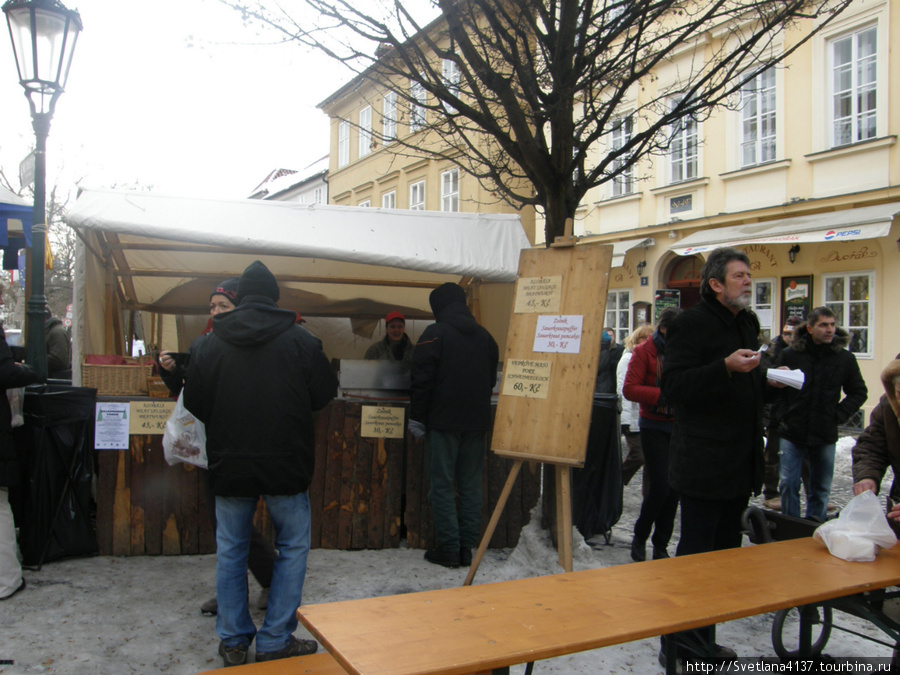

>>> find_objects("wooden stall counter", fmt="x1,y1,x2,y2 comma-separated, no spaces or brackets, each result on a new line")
95,399,539,556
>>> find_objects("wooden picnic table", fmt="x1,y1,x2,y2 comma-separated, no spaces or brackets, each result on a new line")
298,537,900,675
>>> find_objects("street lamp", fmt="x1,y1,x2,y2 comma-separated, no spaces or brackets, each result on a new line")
3,0,81,381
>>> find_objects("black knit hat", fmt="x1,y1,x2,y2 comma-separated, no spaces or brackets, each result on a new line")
210,277,239,304
237,261,280,304
429,282,466,316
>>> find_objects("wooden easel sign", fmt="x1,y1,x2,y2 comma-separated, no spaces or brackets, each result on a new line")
465,243,612,583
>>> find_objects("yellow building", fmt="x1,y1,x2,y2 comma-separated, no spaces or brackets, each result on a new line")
321,0,898,423
553,0,897,424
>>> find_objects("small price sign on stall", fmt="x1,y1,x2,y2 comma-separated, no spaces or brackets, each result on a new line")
361,406,405,439
129,400,176,435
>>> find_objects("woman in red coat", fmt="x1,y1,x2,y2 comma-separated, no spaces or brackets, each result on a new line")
622,308,681,562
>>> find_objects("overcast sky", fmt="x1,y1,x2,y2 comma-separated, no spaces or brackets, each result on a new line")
0,0,365,200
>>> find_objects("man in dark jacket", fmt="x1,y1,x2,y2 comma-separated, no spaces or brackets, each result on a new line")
409,282,498,569
184,261,337,667
660,246,772,667
852,355,900,517
775,307,867,522
0,323,39,600
45,313,71,379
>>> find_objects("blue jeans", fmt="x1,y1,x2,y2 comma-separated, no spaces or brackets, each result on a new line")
215,492,310,653
779,438,835,522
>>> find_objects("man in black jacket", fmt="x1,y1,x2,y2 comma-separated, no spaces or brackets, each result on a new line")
660,246,774,667
184,261,337,667
409,283,498,569
775,307,867,521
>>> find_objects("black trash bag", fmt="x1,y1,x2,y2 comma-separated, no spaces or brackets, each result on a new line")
13,384,98,567
572,393,623,544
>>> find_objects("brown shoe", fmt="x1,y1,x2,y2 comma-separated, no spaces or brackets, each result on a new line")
255,636,318,662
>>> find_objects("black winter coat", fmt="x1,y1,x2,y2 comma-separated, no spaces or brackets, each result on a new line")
410,301,499,432
774,328,867,446
661,297,766,500
183,299,338,498
0,325,39,488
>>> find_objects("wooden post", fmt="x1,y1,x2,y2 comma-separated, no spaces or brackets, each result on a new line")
555,466,573,572
464,460,523,586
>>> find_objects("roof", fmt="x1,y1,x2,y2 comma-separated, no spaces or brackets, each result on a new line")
66,188,530,321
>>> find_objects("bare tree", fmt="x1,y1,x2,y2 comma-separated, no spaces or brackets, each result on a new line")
223,0,852,243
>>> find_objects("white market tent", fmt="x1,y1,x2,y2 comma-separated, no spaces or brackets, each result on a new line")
65,188,531,373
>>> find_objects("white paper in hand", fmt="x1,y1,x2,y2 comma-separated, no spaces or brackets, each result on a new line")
766,368,805,390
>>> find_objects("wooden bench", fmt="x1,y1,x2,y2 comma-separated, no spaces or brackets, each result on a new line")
201,651,348,674
298,537,900,675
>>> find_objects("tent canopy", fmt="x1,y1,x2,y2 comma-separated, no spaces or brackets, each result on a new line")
670,202,900,256
66,188,530,360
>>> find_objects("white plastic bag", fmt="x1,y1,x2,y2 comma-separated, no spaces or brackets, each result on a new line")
813,490,897,562
6,387,24,428
162,391,207,469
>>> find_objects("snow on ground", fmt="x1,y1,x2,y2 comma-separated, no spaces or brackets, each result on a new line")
1,436,894,674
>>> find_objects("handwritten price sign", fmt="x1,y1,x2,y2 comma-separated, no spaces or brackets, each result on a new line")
129,400,175,435
514,276,562,314
502,359,552,400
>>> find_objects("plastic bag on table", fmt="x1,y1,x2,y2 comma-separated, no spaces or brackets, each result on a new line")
813,490,897,562
7,387,24,427
162,391,207,469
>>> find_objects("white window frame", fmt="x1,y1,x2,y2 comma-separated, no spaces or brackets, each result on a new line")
669,98,698,184
383,91,397,142
381,190,396,209
409,180,426,211
823,271,874,359
338,120,350,168
313,187,324,204
442,58,460,114
358,106,372,158
358,200,370,208
751,278,776,343
409,79,426,132
605,289,632,344
441,169,459,212
829,24,877,148
740,68,777,167
611,115,634,197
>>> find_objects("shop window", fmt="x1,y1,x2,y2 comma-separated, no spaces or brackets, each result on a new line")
751,278,775,343
823,271,874,358
605,289,632,344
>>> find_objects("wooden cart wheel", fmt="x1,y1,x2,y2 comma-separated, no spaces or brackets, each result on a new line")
771,605,832,659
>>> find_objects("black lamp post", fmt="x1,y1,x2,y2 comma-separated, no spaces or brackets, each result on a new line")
3,0,81,381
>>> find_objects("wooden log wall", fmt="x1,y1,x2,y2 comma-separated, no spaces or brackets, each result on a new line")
95,434,215,556
96,400,540,555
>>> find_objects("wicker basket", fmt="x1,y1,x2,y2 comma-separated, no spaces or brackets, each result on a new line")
146,376,171,399
82,357,154,396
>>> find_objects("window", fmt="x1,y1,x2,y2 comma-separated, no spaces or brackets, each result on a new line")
740,68,777,167
442,58,460,113
409,180,425,210
441,169,459,212
410,80,426,132
669,99,698,183
383,91,397,142
830,25,877,147
611,115,634,197
359,106,372,158
823,271,874,358
605,289,632,344
358,200,370,208
382,191,396,209
313,187,324,204
338,121,350,168
751,278,775,343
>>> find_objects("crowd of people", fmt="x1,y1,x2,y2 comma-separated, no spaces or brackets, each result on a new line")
2,247,898,672
605,246,900,671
